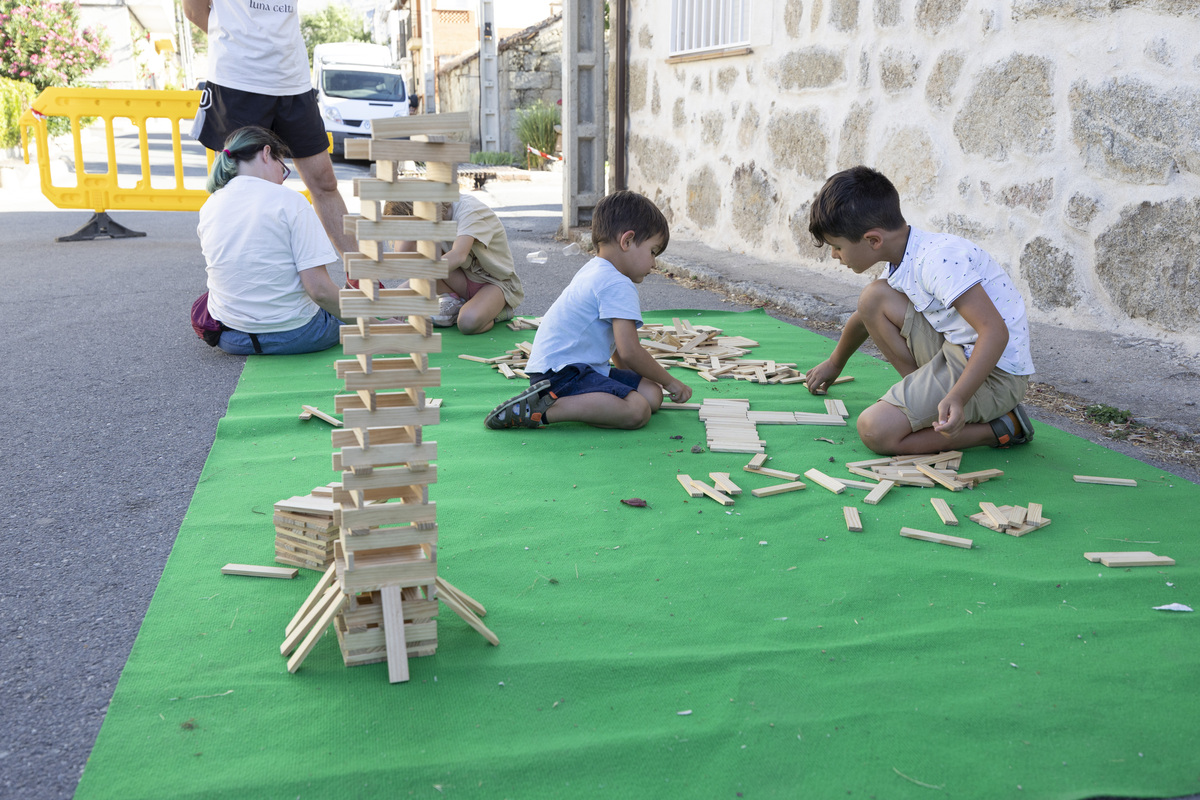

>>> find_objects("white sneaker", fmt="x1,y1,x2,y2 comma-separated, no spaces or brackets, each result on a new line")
432,293,464,327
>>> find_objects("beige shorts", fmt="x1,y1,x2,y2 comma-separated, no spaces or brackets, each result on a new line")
881,304,1029,432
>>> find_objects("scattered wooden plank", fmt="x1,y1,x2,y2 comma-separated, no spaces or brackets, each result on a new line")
744,465,802,481
930,497,958,526
862,480,895,506
914,463,966,492
838,478,882,491
690,479,736,506
1099,554,1175,567
222,563,298,579
746,453,769,470
676,474,704,498
1074,475,1138,487
804,468,846,495
709,472,742,496
843,506,863,532
1027,502,1044,525
978,502,1009,530
299,405,342,427
1084,551,1161,563
899,527,973,549
286,590,348,672
750,481,807,497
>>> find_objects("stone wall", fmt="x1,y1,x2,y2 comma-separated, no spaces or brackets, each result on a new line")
623,0,1200,344
437,15,562,156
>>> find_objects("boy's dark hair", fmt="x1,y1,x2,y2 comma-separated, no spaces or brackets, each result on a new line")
591,190,670,253
808,166,906,246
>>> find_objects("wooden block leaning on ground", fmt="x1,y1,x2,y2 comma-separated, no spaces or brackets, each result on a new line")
299,405,342,427
744,465,802,481
689,478,736,506
804,468,846,494
709,472,742,495
862,480,895,506
222,563,298,579
1073,475,1138,487
1084,551,1176,567
843,506,863,531
930,497,958,526
968,504,1051,536
899,527,973,549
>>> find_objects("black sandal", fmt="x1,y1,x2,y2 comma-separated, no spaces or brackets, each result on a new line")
989,404,1034,448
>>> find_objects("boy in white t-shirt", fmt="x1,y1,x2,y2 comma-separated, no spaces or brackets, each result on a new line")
805,166,1036,455
485,191,693,430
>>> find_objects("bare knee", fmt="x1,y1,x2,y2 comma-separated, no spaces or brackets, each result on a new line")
857,278,905,320
857,404,905,454
617,394,653,429
455,306,494,335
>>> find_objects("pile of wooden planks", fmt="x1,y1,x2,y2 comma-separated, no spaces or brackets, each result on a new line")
844,451,1004,491
696,398,850,455
274,485,339,570
969,502,1051,536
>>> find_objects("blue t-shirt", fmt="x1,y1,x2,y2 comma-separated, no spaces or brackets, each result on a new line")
526,256,643,375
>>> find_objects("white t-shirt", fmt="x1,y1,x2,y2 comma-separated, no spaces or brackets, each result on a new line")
199,175,338,333
207,0,312,95
887,226,1035,376
526,257,642,376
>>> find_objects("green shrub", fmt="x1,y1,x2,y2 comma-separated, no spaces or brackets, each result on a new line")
1084,404,1133,425
0,76,38,149
470,150,518,167
514,100,560,169
0,0,109,90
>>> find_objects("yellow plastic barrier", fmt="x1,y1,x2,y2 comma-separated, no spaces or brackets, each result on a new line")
20,87,208,241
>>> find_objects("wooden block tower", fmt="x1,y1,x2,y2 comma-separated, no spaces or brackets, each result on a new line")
281,112,497,683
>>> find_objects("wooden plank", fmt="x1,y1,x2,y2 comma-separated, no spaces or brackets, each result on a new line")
744,465,802,481
914,463,966,492
1027,502,1044,525
843,506,863,532
439,589,500,646
955,468,1004,484
338,363,442,392
340,325,443,358
299,404,342,427
1099,554,1175,567
746,453,769,470
978,502,1010,529
381,584,411,683
862,479,895,505
676,474,704,498
369,111,470,138
339,288,441,319
1074,475,1138,487
285,564,338,636
709,472,742,496
803,468,846,494
437,575,487,617
750,481,807,497
280,584,340,656
930,497,958,526
838,478,881,491
336,500,436,530
1084,551,1161,563
353,138,471,163
899,527,973,549
221,563,298,579
286,591,348,673
353,176,461,202
689,479,736,506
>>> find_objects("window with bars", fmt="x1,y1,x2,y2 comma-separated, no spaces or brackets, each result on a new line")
670,0,751,57
436,9,471,25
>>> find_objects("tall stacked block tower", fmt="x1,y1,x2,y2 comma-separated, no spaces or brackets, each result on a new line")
281,112,496,684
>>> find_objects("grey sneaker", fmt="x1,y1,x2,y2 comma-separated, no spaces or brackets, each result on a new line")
432,293,464,327
485,380,557,429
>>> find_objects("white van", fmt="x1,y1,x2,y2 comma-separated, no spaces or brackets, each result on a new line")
312,42,409,157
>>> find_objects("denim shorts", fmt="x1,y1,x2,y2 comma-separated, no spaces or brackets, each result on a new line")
218,309,341,356
527,363,642,399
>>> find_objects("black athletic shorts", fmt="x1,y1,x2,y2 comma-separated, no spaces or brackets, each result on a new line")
193,82,331,159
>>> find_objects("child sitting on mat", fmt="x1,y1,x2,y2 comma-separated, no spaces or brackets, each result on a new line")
804,165,1035,454
384,196,523,335
485,190,692,431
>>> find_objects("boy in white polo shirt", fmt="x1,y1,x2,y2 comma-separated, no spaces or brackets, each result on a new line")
805,166,1035,455
485,190,692,430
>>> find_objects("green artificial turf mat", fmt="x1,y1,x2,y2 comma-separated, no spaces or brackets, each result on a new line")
75,309,1200,800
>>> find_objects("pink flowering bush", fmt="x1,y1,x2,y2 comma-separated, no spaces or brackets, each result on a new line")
0,0,108,91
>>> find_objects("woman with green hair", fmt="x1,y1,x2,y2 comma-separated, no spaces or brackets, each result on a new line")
197,125,345,355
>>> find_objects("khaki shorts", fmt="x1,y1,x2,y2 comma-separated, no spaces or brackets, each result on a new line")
881,304,1029,432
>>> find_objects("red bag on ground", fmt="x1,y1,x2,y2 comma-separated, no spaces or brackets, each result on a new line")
191,291,225,346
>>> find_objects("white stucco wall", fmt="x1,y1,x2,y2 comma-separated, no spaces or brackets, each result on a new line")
623,0,1200,346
